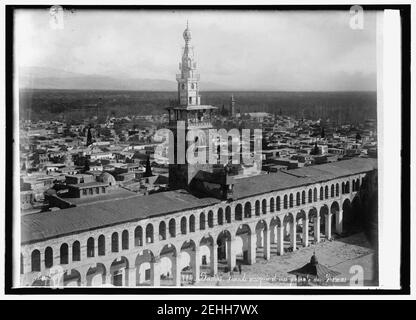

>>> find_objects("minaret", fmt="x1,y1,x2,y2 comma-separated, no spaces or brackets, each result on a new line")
167,22,218,190
230,94,236,118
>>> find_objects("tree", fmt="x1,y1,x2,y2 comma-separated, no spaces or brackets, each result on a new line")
86,127,93,146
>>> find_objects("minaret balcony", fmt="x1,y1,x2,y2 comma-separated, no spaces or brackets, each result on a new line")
176,74,200,81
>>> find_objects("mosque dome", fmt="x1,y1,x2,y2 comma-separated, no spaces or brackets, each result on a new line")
310,254,319,266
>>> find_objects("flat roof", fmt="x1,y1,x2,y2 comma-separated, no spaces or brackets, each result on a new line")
21,158,376,245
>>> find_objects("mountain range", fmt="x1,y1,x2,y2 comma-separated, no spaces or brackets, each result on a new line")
18,66,229,91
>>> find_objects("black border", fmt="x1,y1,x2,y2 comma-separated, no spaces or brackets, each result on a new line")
4,4,411,295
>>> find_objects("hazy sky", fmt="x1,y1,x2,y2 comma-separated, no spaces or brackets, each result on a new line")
15,9,378,91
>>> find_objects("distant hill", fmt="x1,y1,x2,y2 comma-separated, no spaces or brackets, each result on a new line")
19,66,229,91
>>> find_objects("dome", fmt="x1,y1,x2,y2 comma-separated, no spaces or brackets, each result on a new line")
310,254,319,265
183,24,191,42
97,172,116,186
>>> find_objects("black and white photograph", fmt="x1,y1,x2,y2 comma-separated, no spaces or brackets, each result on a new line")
2,2,410,298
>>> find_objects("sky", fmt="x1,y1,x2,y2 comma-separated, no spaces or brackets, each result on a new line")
15,9,378,91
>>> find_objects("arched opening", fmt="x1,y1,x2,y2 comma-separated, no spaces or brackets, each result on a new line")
216,230,233,272
63,269,81,287
302,191,306,204
60,243,69,264
341,182,345,194
356,178,360,190
122,230,129,250
235,224,252,265
179,240,197,284
159,221,167,241
313,188,318,202
345,181,350,193
331,201,340,235
169,218,176,238
289,194,294,208
31,250,41,272
208,210,214,228
72,241,80,261
146,224,154,243
110,256,129,287
308,189,313,203
320,187,324,200
98,235,106,256
135,250,155,286
225,206,232,223
244,202,251,218
283,195,288,209
331,184,335,197
111,232,119,252
159,244,178,286
87,237,95,257
255,220,269,260
200,212,206,230
271,197,276,212
86,263,106,286
218,208,224,225
135,226,143,246
262,199,267,215
181,217,187,234
325,186,329,199
189,215,195,232
296,192,300,206
336,183,340,196
45,247,53,268
255,200,260,216
235,204,243,221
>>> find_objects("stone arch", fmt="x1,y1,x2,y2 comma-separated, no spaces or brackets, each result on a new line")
200,212,206,230
31,249,41,272
262,199,267,215
110,256,129,286
111,232,119,252
289,193,294,208
87,237,95,258
325,185,329,199
336,183,340,196
208,210,214,228
180,216,187,234
234,203,243,221
254,200,260,216
283,194,288,209
60,243,69,265
313,187,318,202
217,208,224,226
331,184,335,197
275,196,280,211
189,214,196,232
225,206,232,223
235,223,252,264
86,263,106,286
244,202,252,218
98,234,106,256
302,190,306,204
342,198,353,234
146,223,154,244
296,192,301,206
270,197,275,213
342,182,346,194
320,186,324,200
308,189,313,203
331,200,340,234
63,269,81,287
169,218,176,238
72,241,81,261
179,239,197,282
135,249,155,286
345,181,350,193
158,243,178,285
122,230,129,250
135,226,143,246
216,230,233,271
159,221,167,241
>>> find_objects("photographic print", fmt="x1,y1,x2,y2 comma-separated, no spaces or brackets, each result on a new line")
12,6,386,290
